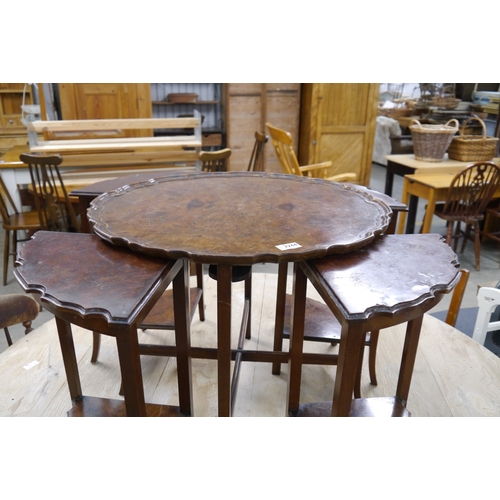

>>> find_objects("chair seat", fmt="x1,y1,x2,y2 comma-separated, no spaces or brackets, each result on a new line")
4,211,41,231
0,294,39,346
0,294,39,329
433,203,485,223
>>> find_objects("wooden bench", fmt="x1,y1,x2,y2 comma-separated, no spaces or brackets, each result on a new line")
24,112,203,169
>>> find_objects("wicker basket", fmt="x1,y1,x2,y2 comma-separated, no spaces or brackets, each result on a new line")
410,119,459,162
448,117,499,162
431,85,461,109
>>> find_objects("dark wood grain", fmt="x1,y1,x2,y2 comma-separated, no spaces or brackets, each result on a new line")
288,233,461,417
67,396,186,417
89,172,393,265
13,231,189,417
14,231,179,332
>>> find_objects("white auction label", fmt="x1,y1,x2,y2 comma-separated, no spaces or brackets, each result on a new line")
23,360,39,370
276,242,302,251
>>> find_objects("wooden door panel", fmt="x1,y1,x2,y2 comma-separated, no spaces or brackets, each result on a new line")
58,83,152,137
320,84,374,126
319,134,364,179
300,83,379,186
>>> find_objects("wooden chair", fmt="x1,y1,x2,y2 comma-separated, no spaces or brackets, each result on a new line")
266,123,357,182
0,177,42,286
425,161,500,271
247,132,268,172
0,293,39,346
20,153,80,233
200,148,231,172
473,285,500,346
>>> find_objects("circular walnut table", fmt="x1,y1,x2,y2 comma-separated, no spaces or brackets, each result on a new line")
89,172,392,416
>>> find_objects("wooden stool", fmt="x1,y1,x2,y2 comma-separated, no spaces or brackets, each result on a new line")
14,231,192,417
287,233,460,417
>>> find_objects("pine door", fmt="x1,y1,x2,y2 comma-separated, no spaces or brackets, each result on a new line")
57,83,152,137
299,84,379,186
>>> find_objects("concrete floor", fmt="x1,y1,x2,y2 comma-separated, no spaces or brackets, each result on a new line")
1,161,500,353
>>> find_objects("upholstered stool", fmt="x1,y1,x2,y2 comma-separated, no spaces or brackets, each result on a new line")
0,294,39,346
14,231,192,417
287,233,460,417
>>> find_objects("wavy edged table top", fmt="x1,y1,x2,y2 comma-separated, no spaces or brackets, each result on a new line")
89,172,393,265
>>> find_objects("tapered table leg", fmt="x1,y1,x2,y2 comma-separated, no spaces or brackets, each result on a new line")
173,259,193,416
396,316,423,405
115,327,147,417
287,263,307,416
55,317,82,402
331,323,365,417
217,264,232,416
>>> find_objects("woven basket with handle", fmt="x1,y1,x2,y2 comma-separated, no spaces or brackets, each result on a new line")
448,116,499,162
410,119,459,162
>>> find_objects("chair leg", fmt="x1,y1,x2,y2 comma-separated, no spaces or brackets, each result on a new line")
22,320,34,335
12,229,18,270
445,222,453,246
3,229,10,286
91,331,101,363
4,327,13,347
461,223,471,253
473,222,481,271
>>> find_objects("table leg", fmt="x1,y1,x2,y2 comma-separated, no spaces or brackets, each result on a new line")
115,327,147,417
286,263,307,416
272,262,288,375
396,316,423,405
384,162,395,196
397,176,410,234
78,195,93,233
331,323,365,417
244,267,252,340
421,191,437,234
172,259,193,416
216,264,232,416
55,316,82,402
405,195,419,234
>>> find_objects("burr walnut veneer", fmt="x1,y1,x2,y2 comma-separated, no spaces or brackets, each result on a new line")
14,231,192,417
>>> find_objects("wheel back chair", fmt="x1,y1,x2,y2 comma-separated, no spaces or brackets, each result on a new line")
425,161,500,271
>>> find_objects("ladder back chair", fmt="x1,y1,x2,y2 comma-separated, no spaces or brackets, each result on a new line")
20,153,81,233
266,123,357,182
247,132,268,172
200,148,232,172
0,176,43,286
427,161,500,271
